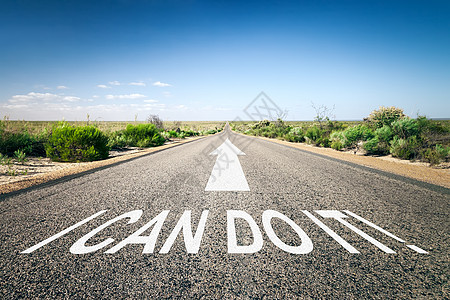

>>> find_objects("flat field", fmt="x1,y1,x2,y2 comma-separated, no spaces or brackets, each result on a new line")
2,120,227,134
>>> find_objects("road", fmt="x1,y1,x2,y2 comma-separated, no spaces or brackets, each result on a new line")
1,126,449,298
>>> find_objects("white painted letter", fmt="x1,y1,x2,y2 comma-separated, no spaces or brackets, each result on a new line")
315,210,395,254
160,210,209,254
105,210,169,254
227,210,263,253
343,210,405,243
70,210,142,254
22,210,107,254
262,210,313,254
302,210,359,253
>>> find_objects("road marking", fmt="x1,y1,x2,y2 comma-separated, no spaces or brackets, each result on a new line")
315,210,396,254
160,210,209,254
227,210,263,253
21,210,107,254
342,211,428,254
302,210,360,253
70,210,143,254
406,245,428,254
343,210,405,243
21,209,428,255
262,210,313,254
205,138,250,191
105,211,169,254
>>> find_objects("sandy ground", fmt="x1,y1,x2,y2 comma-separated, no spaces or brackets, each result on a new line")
0,137,204,195
0,148,143,186
1,134,449,195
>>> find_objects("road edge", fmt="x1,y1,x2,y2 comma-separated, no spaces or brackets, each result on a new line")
0,135,211,198
234,132,450,190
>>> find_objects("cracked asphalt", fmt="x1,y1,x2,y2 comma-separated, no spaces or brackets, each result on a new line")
1,127,448,298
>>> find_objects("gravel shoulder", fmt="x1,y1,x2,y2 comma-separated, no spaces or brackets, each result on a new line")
0,136,205,195
237,133,450,189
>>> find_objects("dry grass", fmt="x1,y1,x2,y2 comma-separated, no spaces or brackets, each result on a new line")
2,118,226,134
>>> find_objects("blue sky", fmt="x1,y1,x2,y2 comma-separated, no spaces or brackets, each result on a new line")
1,0,449,121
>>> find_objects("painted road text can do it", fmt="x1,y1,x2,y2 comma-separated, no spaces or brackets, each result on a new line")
21,210,428,255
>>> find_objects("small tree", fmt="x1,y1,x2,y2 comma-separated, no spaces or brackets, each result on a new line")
367,106,405,128
312,102,335,129
146,114,164,130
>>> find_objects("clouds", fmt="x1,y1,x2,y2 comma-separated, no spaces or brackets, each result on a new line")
96,81,121,89
0,89,236,121
105,93,147,100
2,77,178,120
152,81,171,87
2,92,82,112
1,91,171,120
7,92,80,106
129,82,146,86
97,80,171,89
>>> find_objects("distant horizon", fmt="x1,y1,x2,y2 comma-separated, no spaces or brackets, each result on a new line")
4,117,449,123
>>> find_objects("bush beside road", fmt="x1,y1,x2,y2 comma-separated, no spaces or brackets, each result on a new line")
232,107,450,167
0,118,224,175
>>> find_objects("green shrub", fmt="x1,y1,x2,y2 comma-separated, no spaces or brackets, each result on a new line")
421,144,449,165
305,126,334,147
182,129,199,137
107,132,128,149
14,149,27,163
318,137,331,147
305,126,322,144
363,125,393,155
251,120,271,129
391,118,419,139
363,137,389,155
0,128,47,156
46,123,110,162
123,124,165,147
283,127,304,142
331,140,344,150
284,127,304,143
416,116,448,135
435,144,450,159
283,133,299,142
330,131,345,150
375,125,394,142
329,130,345,149
342,125,374,147
389,136,421,160
367,106,405,128
326,121,346,132
203,129,218,135
168,130,178,138
160,131,171,141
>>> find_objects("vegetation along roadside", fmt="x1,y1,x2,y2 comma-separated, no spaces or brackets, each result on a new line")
0,116,224,180
231,106,449,168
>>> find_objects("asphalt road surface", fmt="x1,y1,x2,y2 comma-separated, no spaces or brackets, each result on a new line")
1,126,449,299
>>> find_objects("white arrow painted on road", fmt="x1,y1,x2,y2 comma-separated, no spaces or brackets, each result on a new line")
205,138,250,191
